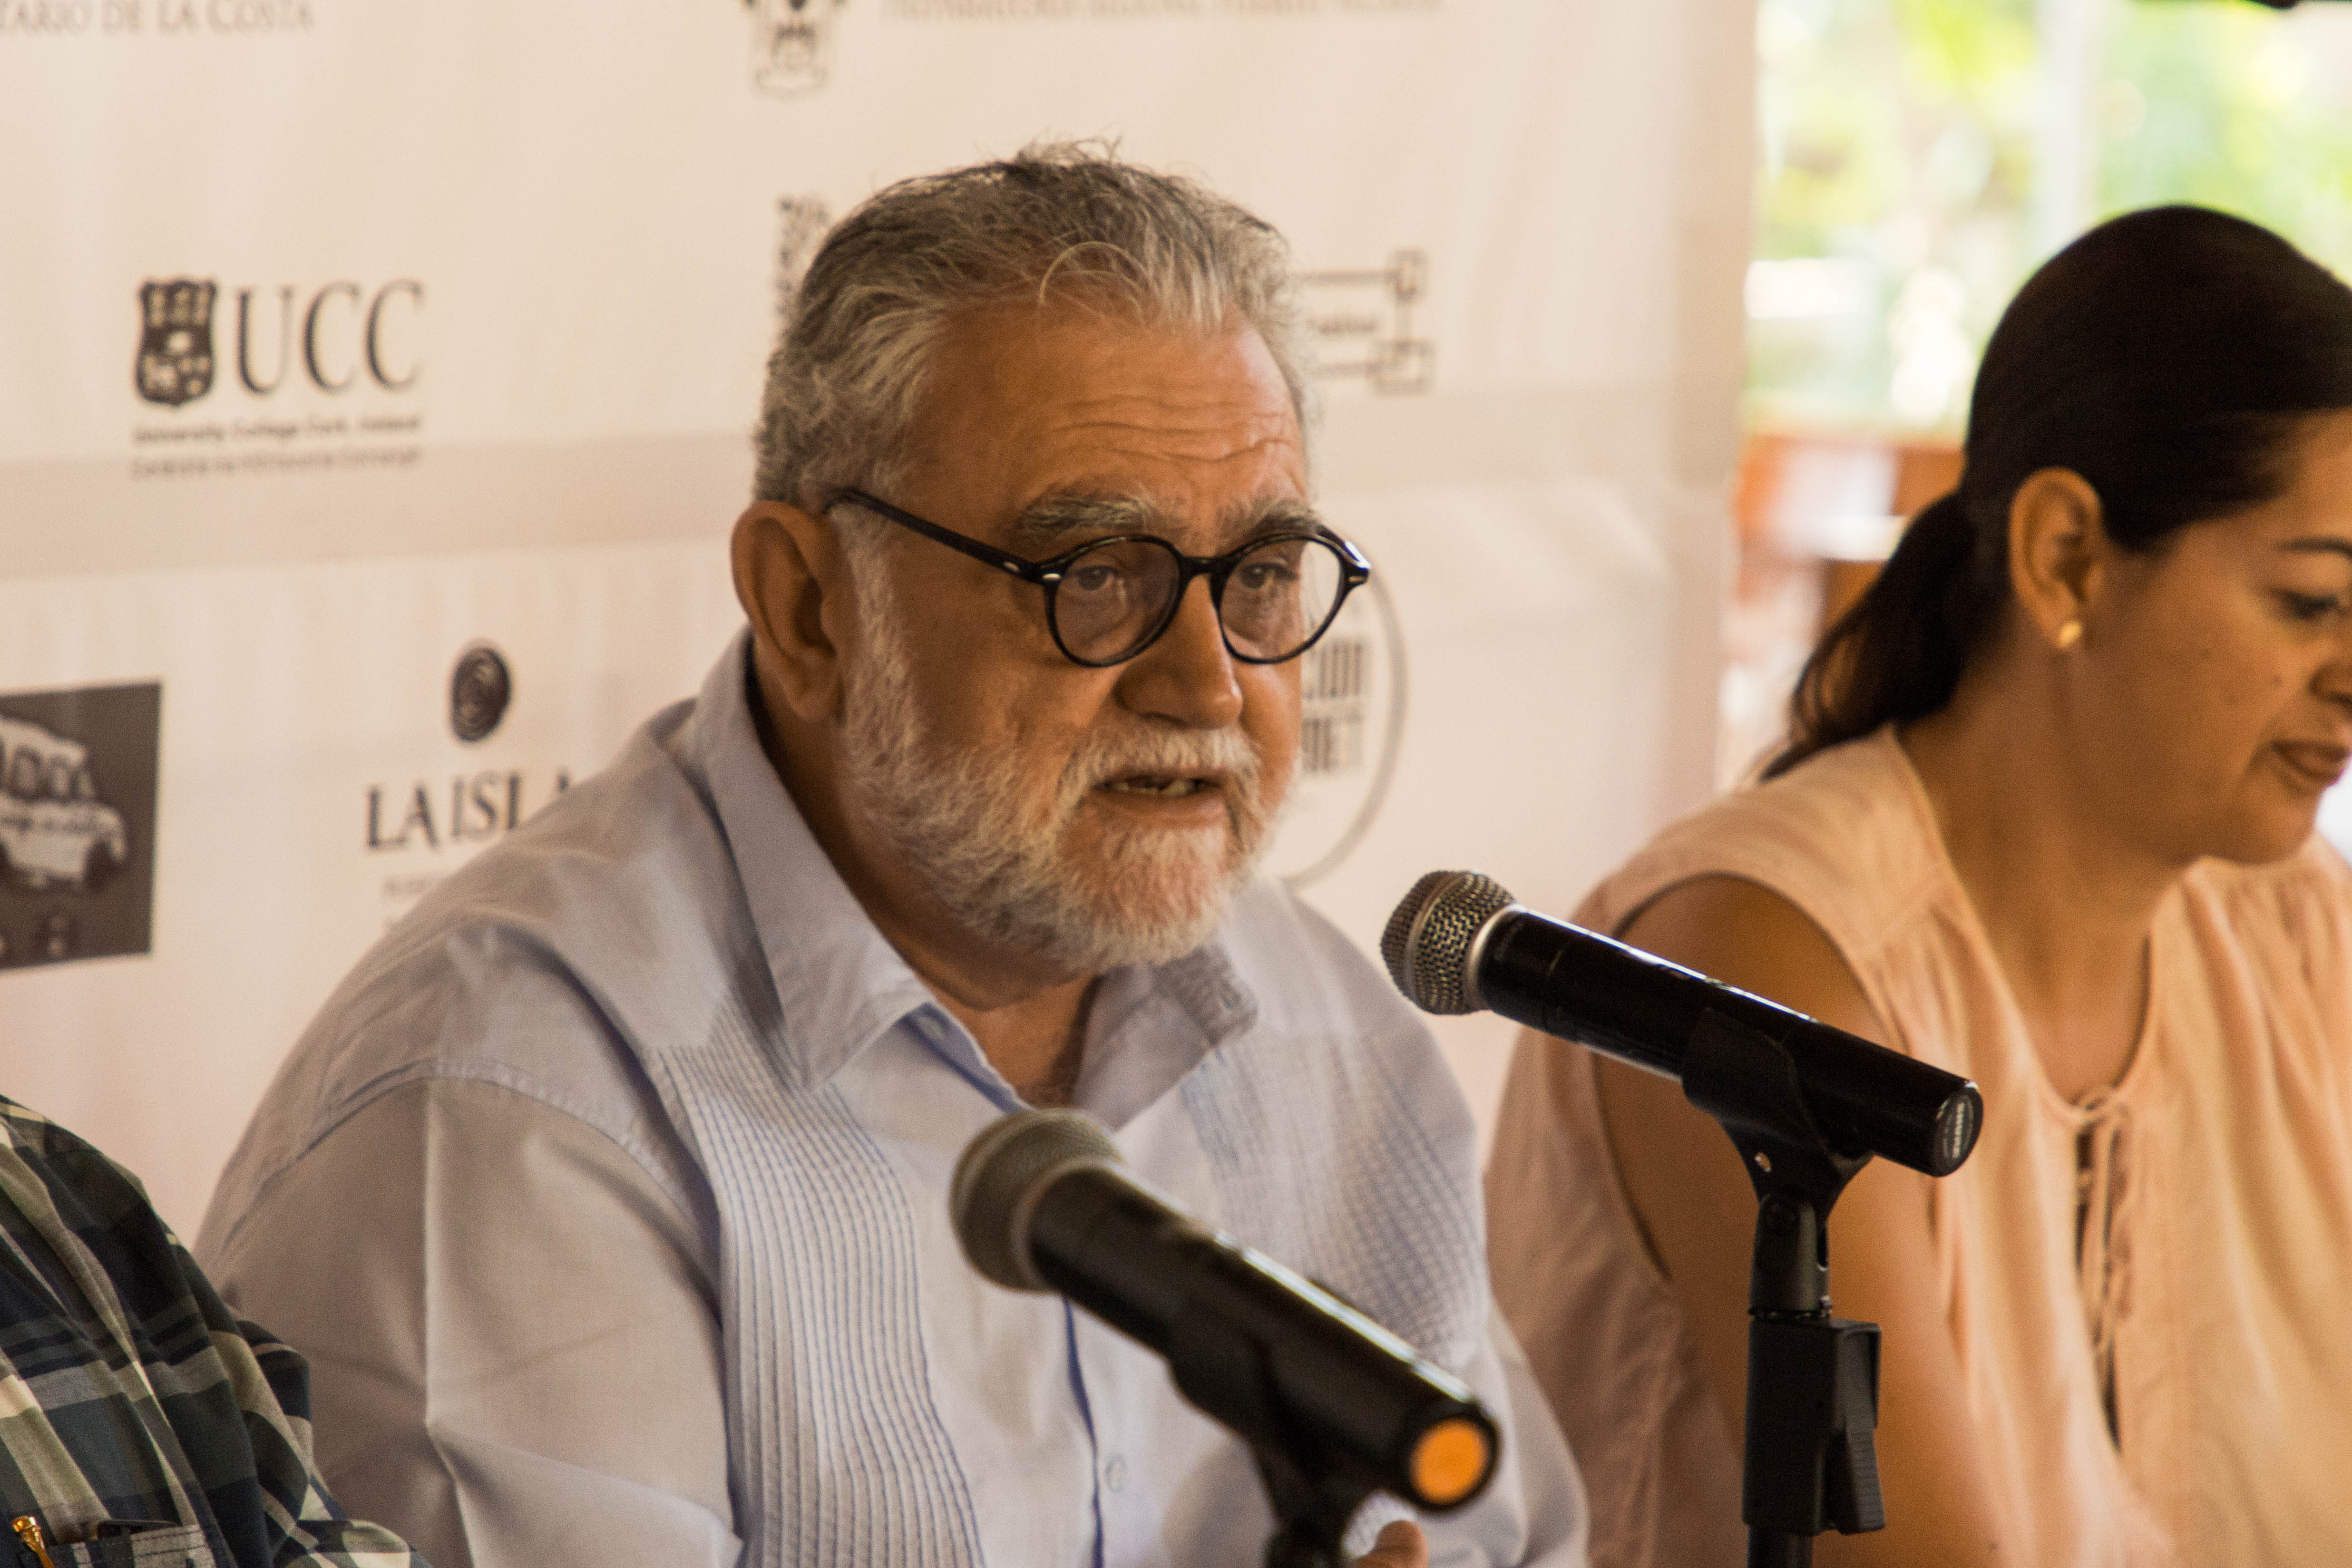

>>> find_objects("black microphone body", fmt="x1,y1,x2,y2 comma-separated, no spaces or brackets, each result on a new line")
953,1111,1498,1516
1386,873,1981,1178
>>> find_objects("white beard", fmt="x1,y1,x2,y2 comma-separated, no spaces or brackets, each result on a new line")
835,565,1277,977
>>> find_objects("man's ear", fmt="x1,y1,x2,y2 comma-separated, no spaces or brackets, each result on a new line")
732,501,853,724
2005,467,2110,650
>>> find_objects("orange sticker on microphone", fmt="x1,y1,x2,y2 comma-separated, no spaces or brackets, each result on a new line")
1409,1417,1492,1507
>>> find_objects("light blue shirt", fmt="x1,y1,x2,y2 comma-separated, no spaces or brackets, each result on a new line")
199,632,1589,1568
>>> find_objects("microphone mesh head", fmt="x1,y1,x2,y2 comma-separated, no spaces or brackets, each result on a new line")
950,1109,1122,1292
1381,870,1516,1014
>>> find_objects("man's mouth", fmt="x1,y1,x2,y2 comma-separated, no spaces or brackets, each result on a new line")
1102,774,1213,799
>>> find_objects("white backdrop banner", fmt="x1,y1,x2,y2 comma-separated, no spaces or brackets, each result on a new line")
0,0,1754,1234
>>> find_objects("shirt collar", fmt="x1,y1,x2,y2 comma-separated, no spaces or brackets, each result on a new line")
1075,946,1259,1129
682,630,1259,1114
686,632,938,1089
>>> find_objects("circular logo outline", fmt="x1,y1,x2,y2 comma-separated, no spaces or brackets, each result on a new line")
1280,572,1409,891
449,643,513,744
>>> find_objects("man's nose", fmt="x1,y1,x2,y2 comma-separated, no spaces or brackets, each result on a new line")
1116,578,1245,729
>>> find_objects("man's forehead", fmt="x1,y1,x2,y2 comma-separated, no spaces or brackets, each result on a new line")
902,306,1312,541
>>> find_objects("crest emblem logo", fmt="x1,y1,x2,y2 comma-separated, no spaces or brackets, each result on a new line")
746,0,844,97
774,195,833,314
134,279,220,407
449,643,513,744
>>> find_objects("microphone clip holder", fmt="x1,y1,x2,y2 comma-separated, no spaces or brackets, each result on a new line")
1165,1285,1376,1568
1251,1438,1378,1568
1681,1009,1888,1568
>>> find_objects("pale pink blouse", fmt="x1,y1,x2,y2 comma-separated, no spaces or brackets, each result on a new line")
1486,727,2352,1568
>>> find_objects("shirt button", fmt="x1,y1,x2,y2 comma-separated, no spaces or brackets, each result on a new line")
1103,1455,1128,1494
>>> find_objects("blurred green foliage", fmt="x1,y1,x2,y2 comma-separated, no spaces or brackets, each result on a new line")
2104,5,2352,264
1749,0,2352,435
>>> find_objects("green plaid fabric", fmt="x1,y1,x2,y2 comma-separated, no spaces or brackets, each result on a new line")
0,1097,423,1568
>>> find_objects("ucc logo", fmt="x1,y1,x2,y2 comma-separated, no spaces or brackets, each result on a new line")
134,276,424,408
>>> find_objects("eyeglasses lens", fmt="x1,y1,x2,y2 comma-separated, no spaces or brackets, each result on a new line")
1222,536,1345,661
1054,538,1185,663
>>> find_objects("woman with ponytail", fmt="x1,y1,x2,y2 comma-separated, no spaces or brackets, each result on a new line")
1487,206,2352,1568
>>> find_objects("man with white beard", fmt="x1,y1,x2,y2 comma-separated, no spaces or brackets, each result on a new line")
197,144,1589,1568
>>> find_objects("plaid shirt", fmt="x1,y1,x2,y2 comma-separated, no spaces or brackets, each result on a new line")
0,1097,422,1568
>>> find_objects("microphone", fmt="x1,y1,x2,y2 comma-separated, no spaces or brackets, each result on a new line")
951,1108,1499,1516
1382,871,1981,1178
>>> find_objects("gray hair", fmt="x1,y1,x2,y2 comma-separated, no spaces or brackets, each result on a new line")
752,140,1315,524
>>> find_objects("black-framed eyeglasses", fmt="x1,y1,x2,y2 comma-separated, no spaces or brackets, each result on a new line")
829,488,1372,669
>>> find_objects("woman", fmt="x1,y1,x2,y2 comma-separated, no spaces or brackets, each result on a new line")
1486,206,2352,1568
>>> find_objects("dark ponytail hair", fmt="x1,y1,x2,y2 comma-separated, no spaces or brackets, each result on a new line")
1766,206,2352,779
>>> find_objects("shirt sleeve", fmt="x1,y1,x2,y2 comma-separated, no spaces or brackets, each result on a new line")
230,1318,436,1568
200,1076,740,1568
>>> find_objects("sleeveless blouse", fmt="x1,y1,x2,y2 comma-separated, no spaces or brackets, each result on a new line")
1485,727,2352,1568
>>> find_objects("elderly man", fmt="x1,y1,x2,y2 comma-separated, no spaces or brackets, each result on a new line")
197,144,1587,1568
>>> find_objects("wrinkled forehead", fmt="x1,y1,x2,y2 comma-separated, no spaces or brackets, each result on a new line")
898,306,1311,537
1005,489,1324,555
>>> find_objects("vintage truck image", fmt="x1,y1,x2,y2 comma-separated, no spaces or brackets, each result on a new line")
0,713,130,893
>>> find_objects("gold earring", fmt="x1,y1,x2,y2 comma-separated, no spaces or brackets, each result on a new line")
2056,619,2083,650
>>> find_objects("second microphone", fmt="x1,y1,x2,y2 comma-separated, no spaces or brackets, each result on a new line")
1383,870,1981,1178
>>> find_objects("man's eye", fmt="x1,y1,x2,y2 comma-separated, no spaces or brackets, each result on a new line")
1234,562,1299,592
1068,565,1127,594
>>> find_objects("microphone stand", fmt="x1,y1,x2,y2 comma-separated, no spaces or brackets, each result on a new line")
1680,1010,1888,1568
